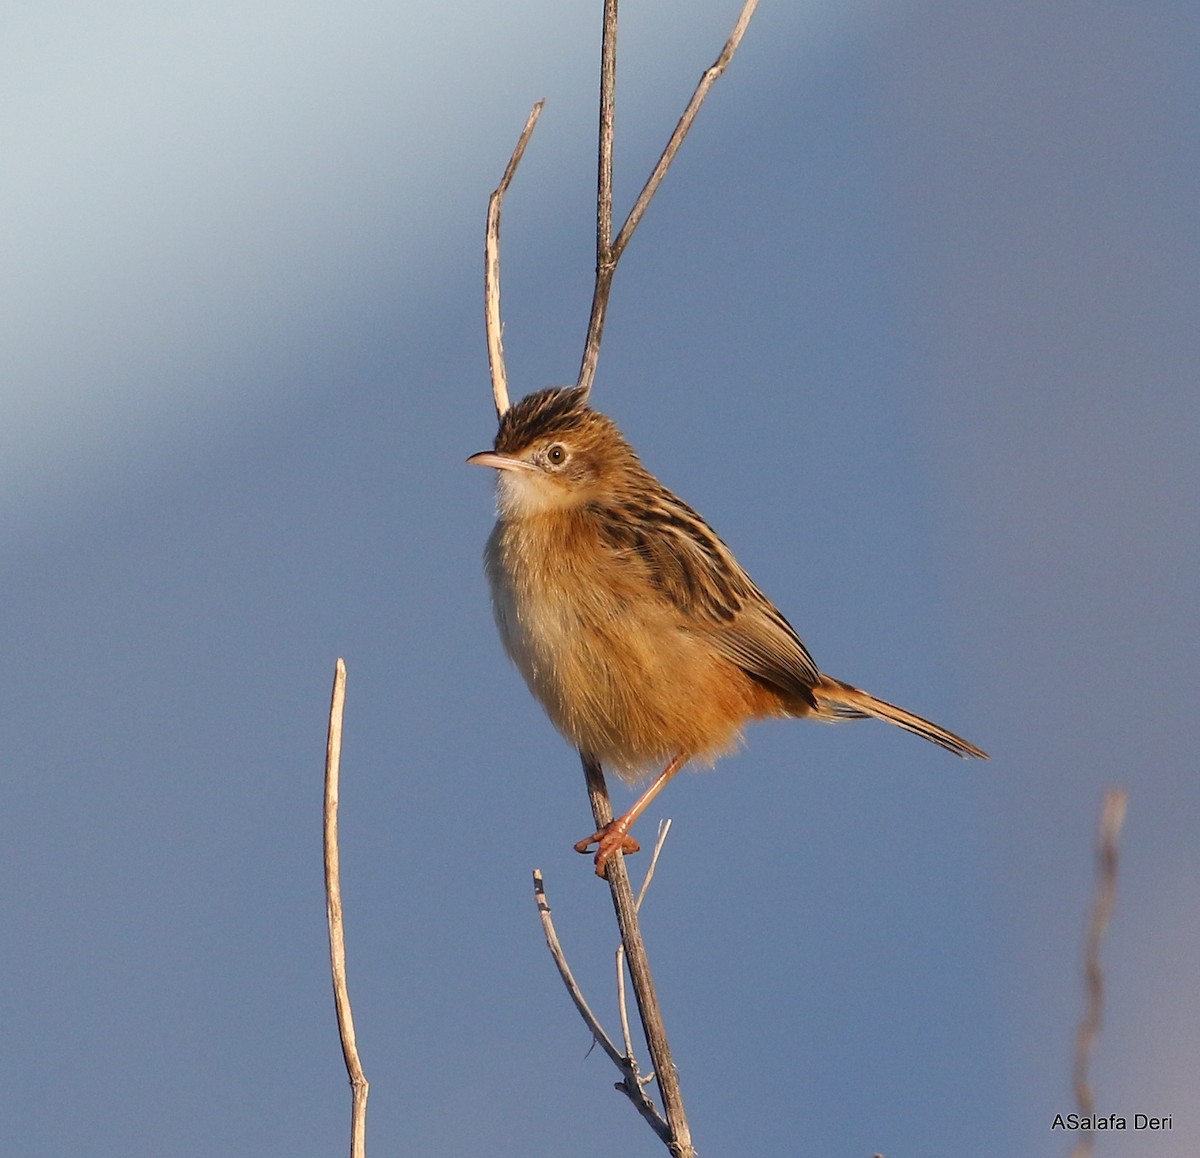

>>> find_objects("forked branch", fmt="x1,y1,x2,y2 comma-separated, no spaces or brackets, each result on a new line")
576,0,760,396
578,753,693,1155
616,820,673,1058
534,868,671,1145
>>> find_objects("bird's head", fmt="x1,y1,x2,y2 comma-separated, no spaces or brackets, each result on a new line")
467,386,639,517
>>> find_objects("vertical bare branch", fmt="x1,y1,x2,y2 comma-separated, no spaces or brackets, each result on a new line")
582,754,694,1158
485,101,545,419
324,658,369,1158
577,0,760,396
596,0,618,260
617,820,673,1058
1069,787,1128,1158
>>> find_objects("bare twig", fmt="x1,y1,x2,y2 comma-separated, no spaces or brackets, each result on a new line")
485,100,545,419
635,818,673,910
534,869,671,1144
616,932,636,1063
1069,787,1128,1158
596,0,618,262
577,0,760,396
582,754,694,1158
532,869,625,1068
324,658,369,1158
617,820,673,1059
613,0,758,265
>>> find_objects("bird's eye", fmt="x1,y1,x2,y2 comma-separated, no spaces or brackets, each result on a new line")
546,444,567,466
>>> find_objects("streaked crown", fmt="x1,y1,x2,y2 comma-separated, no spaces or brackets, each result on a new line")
482,386,649,517
495,386,600,454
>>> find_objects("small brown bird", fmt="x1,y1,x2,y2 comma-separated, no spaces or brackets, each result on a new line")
469,386,987,876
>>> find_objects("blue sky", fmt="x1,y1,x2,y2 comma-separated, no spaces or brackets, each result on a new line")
3,2,1197,1155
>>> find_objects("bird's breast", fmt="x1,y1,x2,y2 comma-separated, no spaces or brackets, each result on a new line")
483,514,625,690
482,513,759,779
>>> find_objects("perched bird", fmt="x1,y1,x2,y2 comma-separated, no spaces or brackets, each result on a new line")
469,386,987,876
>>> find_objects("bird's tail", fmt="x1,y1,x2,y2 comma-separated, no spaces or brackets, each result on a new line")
812,675,988,759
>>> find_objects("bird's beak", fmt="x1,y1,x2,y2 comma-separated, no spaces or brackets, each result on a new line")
466,451,535,472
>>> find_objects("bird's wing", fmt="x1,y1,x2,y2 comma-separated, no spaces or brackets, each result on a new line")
706,588,822,702
594,486,821,698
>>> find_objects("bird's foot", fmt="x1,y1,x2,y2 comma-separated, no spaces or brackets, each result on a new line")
574,822,640,878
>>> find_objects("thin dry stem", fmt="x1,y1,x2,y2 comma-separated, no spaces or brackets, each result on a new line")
616,935,635,1062
1069,787,1128,1158
582,754,694,1158
534,869,671,1143
485,101,545,419
596,0,618,259
324,658,369,1158
577,0,760,396
635,819,673,910
613,0,758,264
618,820,673,1058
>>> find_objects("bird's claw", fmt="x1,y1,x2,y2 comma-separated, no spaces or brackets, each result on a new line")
574,823,640,878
